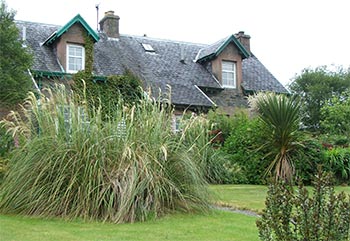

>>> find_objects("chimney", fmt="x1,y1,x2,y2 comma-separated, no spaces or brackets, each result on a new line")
235,31,251,53
99,11,120,38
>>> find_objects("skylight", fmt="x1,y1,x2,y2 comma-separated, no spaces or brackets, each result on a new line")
141,43,155,52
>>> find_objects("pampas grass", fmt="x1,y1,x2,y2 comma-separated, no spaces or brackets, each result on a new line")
0,84,209,223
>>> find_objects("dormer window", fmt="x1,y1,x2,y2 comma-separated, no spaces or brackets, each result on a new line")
67,44,85,73
222,61,236,88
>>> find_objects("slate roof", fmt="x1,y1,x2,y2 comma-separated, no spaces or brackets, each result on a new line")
196,36,230,62
15,19,287,108
242,55,288,93
16,21,63,72
195,35,250,63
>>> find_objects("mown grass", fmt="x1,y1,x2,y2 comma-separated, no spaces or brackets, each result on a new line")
210,185,267,212
0,210,259,241
1,184,349,240
210,184,350,213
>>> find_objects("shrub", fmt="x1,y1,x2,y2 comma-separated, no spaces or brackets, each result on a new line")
257,171,350,241
292,137,324,184
206,108,247,142
0,84,209,223
223,113,269,184
324,147,350,184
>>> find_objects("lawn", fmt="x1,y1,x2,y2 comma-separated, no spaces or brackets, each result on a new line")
0,210,259,241
210,185,267,212
210,184,350,213
1,184,349,240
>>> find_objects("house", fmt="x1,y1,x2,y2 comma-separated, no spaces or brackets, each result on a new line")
15,11,287,115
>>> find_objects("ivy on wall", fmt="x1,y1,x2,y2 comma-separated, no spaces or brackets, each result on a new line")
83,32,94,73
72,33,142,112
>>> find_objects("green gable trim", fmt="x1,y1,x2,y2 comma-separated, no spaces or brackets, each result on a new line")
43,14,99,45
31,70,106,83
32,70,71,79
197,35,250,63
216,35,250,59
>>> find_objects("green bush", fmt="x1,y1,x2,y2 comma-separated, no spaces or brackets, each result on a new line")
206,108,246,142
0,85,209,223
292,137,324,184
223,113,269,184
257,171,350,241
324,147,350,184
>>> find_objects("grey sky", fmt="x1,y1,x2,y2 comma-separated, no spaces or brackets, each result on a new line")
7,0,350,87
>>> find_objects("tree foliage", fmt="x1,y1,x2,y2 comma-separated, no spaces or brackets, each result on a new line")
289,66,350,131
0,0,33,107
320,89,350,140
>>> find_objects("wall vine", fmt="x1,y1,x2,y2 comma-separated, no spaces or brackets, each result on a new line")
72,33,142,113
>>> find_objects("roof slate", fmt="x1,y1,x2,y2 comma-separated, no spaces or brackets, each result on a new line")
15,19,287,108
196,35,250,62
242,55,288,93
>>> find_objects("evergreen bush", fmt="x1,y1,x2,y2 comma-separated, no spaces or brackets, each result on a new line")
223,113,269,184
257,171,350,241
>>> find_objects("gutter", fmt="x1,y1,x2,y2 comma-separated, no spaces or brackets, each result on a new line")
27,69,41,93
194,85,217,107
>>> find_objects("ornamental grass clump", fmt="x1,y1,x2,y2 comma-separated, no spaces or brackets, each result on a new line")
0,84,209,223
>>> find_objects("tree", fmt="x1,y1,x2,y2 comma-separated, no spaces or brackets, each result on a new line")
289,66,350,131
249,93,302,182
320,89,350,140
0,0,32,107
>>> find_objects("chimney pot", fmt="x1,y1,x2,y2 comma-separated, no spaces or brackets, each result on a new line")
105,10,115,16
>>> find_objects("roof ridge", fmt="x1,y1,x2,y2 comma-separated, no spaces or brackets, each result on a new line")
120,34,208,46
15,19,61,28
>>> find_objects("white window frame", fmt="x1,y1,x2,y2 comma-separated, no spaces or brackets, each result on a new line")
222,61,236,89
172,114,182,133
66,44,85,73
141,43,155,52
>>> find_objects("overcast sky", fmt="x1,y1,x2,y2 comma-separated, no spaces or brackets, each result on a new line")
7,0,350,87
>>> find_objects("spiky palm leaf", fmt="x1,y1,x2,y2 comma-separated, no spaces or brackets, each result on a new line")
252,93,301,182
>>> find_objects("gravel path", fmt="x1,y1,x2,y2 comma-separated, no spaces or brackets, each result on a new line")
211,205,260,217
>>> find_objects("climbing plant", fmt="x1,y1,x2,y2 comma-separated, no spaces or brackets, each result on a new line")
72,33,142,114
83,32,94,73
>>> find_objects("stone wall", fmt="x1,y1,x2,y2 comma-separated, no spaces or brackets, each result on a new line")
207,89,248,115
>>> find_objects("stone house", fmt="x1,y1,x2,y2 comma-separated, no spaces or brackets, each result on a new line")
15,11,287,115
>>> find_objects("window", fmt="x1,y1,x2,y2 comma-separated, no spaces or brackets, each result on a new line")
55,105,90,141
116,117,126,139
67,44,85,73
172,114,182,133
222,61,236,88
141,43,155,52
